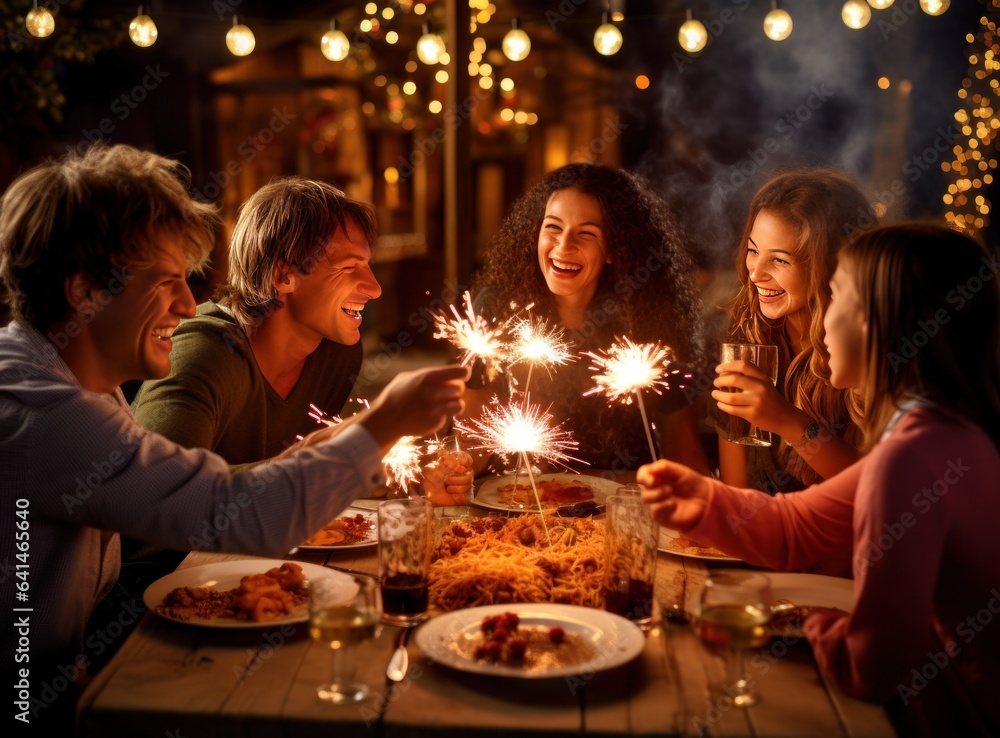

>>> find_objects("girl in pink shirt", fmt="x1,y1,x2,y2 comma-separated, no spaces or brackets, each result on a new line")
641,223,1000,736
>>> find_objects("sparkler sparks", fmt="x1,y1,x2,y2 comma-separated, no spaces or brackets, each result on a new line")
506,315,574,370
583,338,674,405
583,337,677,463
383,436,422,494
431,290,505,367
456,399,582,470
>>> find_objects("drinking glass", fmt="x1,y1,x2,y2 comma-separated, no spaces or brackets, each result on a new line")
709,343,779,446
693,570,773,707
378,497,434,625
603,494,659,629
420,435,473,512
308,573,382,704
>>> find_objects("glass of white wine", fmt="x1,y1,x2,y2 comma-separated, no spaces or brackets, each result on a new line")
308,573,382,704
694,570,773,707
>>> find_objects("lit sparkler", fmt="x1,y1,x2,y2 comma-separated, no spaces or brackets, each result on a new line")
583,337,676,462
383,436,422,495
505,314,574,395
431,290,505,369
457,399,583,544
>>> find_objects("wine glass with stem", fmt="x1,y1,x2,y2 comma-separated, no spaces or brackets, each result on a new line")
694,570,773,707
308,573,382,704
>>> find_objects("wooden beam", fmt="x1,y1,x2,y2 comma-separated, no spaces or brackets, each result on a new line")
444,0,473,299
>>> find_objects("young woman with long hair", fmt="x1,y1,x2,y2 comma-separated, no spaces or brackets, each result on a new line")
641,223,1000,734
468,162,710,474
716,169,872,491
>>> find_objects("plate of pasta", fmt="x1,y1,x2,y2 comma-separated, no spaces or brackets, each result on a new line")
472,472,619,513
298,508,378,550
657,528,741,562
415,603,645,678
144,559,356,628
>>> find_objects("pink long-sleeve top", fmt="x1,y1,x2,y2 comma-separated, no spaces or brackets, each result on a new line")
686,406,1000,733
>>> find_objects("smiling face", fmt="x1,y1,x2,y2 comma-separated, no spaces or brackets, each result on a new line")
823,258,867,389
87,231,197,389
282,219,382,346
536,188,609,324
746,210,809,324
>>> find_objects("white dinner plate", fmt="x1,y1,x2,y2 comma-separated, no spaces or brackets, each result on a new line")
297,507,379,551
414,603,645,679
472,472,620,513
143,559,356,629
657,528,742,563
766,573,854,612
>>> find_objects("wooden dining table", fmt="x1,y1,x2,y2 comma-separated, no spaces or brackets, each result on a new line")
77,501,896,738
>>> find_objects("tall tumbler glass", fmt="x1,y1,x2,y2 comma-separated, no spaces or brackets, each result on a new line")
709,343,779,446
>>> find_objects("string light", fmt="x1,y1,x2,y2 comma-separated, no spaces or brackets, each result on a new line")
763,1,793,42
594,13,623,56
842,1,872,29
678,9,708,53
502,17,531,62
321,19,350,61
942,13,997,233
919,0,950,15
128,6,157,47
25,0,55,38
226,15,255,56
867,0,895,9
416,23,446,65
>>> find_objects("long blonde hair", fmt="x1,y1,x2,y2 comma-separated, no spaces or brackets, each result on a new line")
728,168,871,486
840,223,1000,450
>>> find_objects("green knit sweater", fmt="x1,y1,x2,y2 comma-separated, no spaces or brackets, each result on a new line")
132,302,362,467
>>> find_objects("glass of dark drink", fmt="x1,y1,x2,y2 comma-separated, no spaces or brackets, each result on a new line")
377,497,433,625
603,494,658,629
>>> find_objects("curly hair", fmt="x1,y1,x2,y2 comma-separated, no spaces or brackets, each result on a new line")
474,162,706,369
728,168,870,488
471,163,707,470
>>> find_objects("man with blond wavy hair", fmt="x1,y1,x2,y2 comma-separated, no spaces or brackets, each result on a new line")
133,177,383,467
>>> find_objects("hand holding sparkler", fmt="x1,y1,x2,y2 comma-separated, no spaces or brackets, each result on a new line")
584,337,678,463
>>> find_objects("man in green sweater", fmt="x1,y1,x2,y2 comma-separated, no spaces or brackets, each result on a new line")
132,177,381,467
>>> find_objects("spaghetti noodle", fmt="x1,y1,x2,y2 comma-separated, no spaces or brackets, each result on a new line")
430,516,605,610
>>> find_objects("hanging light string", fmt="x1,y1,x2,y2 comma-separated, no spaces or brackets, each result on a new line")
23,2,954,58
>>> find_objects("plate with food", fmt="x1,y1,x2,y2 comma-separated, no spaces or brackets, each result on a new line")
472,472,619,514
657,528,742,562
144,559,356,628
766,573,853,636
297,508,378,551
415,603,645,679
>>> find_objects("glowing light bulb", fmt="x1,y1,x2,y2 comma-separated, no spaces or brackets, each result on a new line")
25,4,55,38
867,0,894,9
678,19,708,53
416,25,446,65
763,8,792,41
128,9,157,48
321,20,350,61
594,22,623,56
226,17,255,56
919,0,949,15
842,0,871,29
502,19,530,62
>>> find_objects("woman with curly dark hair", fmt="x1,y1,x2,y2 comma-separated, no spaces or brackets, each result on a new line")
468,162,710,475
713,168,870,493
